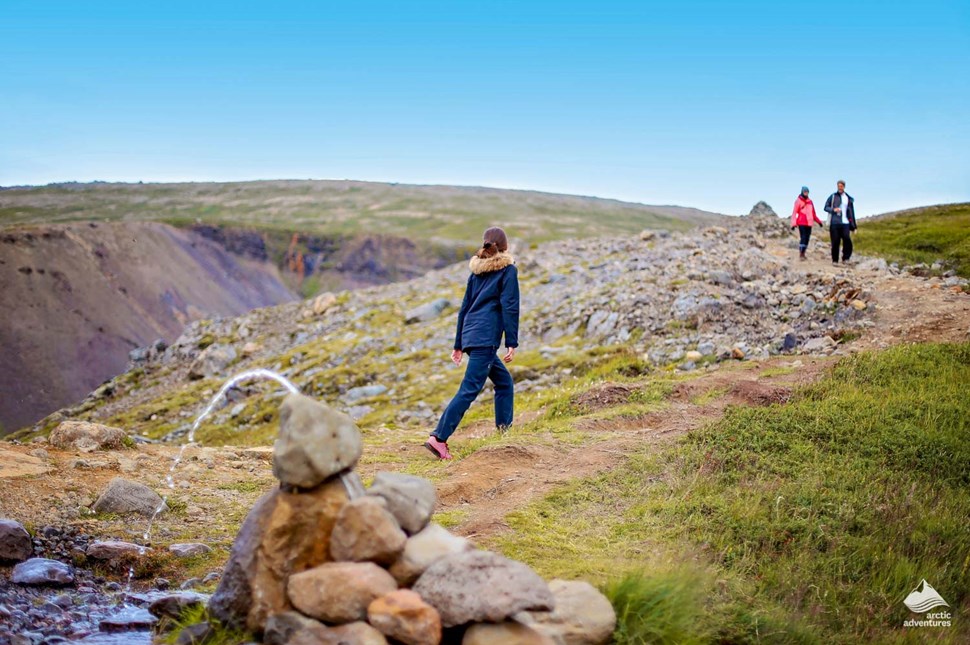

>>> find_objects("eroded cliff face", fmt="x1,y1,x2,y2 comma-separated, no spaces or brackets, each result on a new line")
0,221,298,432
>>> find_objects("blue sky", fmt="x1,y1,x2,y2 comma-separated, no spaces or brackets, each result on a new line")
2,0,968,215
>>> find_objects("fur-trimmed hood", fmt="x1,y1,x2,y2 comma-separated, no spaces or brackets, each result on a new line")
469,251,515,275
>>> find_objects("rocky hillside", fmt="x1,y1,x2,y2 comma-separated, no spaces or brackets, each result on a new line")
0,221,298,433
18,210,929,447
0,180,726,243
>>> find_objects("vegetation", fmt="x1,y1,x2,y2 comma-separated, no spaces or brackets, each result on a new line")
497,342,970,643
0,179,719,243
857,203,970,277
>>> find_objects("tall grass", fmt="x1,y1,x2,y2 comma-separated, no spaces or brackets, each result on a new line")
857,203,970,276
498,342,970,643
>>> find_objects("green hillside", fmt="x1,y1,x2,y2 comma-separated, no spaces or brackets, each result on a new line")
857,203,970,277
0,180,724,243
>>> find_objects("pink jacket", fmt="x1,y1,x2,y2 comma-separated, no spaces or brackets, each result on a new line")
791,196,822,227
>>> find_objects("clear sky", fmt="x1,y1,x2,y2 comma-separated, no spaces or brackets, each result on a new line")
2,0,968,215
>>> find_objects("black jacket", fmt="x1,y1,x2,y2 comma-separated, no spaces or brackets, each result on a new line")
824,192,856,230
454,252,520,350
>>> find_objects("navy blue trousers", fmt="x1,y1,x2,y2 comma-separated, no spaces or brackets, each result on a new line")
433,347,514,442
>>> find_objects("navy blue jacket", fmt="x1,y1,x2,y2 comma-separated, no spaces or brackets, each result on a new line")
454,253,520,350
824,192,856,230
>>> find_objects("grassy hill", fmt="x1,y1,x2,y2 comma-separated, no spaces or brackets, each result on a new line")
857,203,970,277
0,180,725,243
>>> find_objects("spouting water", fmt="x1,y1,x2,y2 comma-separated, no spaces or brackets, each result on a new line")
127,369,300,590
126,368,362,591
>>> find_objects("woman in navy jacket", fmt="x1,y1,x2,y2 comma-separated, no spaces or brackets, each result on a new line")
425,227,520,460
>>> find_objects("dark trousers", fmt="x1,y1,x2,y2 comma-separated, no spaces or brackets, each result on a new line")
433,347,514,442
798,225,813,254
830,224,853,262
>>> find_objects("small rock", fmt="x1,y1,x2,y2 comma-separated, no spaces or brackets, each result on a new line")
287,562,397,624
0,519,33,563
188,344,238,381
331,497,407,565
413,550,554,628
86,540,146,561
804,336,837,351
463,621,555,645
389,523,474,585
405,298,451,324
368,589,442,645
344,384,389,403
685,350,703,362
851,299,868,310
100,606,158,632
311,292,338,316
638,230,656,241
367,472,437,535
92,478,167,516
241,342,261,356
168,543,212,558
175,622,214,645
12,558,74,586
731,347,745,360
49,421,128,451
264,611,327,645
782,332,798,352
272,393,363,488
148,592,208,620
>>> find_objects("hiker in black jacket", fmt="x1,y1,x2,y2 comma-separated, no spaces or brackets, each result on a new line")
424,227,520,460
824,180,857,264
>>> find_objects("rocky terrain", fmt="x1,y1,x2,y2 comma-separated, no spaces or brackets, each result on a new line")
1,206,969,644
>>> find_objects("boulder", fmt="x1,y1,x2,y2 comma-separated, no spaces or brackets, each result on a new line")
367,472,437,535
804,336,837,352
405,298,451,324
272,393,363,489
168,543,212,558
86,540,146,561
49,421,128,452
92,478,167,517
463,621,555,645
368,589,442,645
0,519,33,563
520,579,616,645
389,523,474,585
208,478,349,634
287,561,398,624
188,344,237,380
11,558,74,586
413,550,554,628
330,496,407,565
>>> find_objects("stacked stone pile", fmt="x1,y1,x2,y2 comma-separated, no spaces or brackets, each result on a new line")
203,392,615,645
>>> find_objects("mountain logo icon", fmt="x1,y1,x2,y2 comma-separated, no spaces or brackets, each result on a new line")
904,579,950,613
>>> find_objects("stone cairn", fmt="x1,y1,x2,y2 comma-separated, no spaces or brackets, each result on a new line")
204,392,616,645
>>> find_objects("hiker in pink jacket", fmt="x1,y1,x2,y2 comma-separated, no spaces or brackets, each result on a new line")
791,186,823,261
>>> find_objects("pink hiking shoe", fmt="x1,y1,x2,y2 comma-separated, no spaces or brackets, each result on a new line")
424,436,453,460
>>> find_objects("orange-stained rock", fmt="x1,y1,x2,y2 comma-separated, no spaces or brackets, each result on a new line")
368,589,442,645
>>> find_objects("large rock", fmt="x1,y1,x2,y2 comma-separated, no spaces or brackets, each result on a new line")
99,607,159,632
463,621,555,645
86,540,147,561
368,589,442,645
272,393,363,489
148,592,208,620
92,478,167,516
0,519,33,563
520,579,617,645
367,472,437,535
264,611,328,645
413,550,554,628
405,298,451,324
389,523,474,585
49,420,128,452
330,496,407,565
11,558,74,586
287,561,398,624
188,344,238,380
208,478,349,634
311,292,338,316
